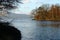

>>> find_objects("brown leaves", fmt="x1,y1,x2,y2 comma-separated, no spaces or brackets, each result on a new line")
33,4,60,21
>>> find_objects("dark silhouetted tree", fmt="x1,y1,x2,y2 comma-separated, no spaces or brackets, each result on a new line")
0,0,22,9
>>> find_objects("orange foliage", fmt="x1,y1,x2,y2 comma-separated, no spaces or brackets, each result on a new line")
33,4,60,21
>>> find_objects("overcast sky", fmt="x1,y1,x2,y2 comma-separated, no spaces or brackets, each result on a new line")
11,0,60,14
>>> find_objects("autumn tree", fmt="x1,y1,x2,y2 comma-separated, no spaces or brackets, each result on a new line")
31,4,49,20
31,4,60,21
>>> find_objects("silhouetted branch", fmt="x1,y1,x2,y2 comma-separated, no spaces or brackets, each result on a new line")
0,0,22,9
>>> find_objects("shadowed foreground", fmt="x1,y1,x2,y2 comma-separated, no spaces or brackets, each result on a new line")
0,22,21,40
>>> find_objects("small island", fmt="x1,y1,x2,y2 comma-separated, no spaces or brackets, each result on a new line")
31,4,60,21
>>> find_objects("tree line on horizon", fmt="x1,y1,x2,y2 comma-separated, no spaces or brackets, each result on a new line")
31,4,60,21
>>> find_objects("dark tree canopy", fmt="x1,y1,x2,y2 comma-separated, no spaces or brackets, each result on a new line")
0,0,22,9
0,0,21,3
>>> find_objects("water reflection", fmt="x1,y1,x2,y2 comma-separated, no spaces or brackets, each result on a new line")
35,21,60,40
12,19,60,40
36,21,60,28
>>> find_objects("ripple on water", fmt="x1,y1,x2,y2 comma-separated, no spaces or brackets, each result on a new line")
12,20,60,40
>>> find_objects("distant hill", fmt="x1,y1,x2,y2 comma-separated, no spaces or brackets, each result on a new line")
0,12,30,22
2,12,30,19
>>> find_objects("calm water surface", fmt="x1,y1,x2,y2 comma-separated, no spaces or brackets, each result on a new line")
11,17,60,40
